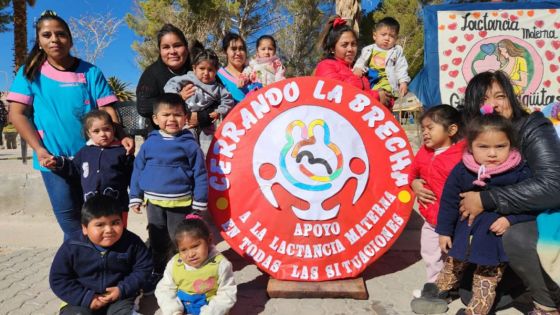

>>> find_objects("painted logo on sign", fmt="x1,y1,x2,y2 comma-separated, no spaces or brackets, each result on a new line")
207,77,415,281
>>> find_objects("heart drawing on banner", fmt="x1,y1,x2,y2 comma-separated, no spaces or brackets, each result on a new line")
552,41,560,50
536,40,545,48
546,51,555,61
481,43,496,55
449,70,459,78
550,64,559,73
544,80,551,88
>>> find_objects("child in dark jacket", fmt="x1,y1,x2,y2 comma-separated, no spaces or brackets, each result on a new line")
47,110,134,226
49,195,152,315
411,110,536,315
129,93,208,294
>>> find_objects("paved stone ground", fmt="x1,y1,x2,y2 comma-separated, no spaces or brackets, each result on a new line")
0,125,528,314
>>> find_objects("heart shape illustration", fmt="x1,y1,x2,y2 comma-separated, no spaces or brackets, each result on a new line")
473,12,481,19
446,82,454,89
464,34,474,41
452,58,462,66
449,36,458,44
546,51,555,61
492,12,498,17
535,20,544,28
458,87,467,94
481,43,495,55
552,40,560,50
457,45,466,53
479,31,487,38
440,64,449,71
555,22,560,29
193,277,217,293
551,65,559,73
449,14,456,20
549,9,557,14
501,12,509,19
448,23,457,30
473,55,500,73
517,10,524,16
449,70,459,78
444,49,452,56
557,76,560,84
536,40,545,48
509,15,518,22
544,80,551,88
527,10,534,17
439,25,445,30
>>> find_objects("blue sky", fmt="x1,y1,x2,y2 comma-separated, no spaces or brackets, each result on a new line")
0,0,380,92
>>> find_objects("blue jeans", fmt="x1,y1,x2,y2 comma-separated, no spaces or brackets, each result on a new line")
41,171,83,240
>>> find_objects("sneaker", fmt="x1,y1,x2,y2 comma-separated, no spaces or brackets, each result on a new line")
411,296,448,314
142,272,162,295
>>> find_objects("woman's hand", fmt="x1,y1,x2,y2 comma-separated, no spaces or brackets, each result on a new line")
188,112,199,129
180,84,196,101
399,82,408,98
411,179,436,207
37,148,55,168
353,68,364,77
459,191,484,226
490,217,511,236
439,235,452,253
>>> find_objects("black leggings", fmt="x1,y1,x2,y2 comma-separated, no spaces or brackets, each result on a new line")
503,220,560,308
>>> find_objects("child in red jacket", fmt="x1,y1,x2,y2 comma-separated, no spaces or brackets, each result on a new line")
408,105,465,290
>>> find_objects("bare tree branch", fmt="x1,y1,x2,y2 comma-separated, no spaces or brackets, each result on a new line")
69,13,123,64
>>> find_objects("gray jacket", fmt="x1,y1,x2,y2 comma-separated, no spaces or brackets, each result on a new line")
353,44,410,93
164,71,233,115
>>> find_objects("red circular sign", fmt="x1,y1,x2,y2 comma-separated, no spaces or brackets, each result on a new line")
207,77,414,281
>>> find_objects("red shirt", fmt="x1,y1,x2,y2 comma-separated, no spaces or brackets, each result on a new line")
408,140,466,225
314,58,379,99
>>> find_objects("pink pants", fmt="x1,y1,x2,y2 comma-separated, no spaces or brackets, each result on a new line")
421,221,444,282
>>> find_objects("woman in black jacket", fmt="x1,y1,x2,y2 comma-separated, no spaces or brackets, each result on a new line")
136,24,214,131
459,71,560,314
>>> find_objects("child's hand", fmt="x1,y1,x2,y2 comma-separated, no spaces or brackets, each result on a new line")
209,112,218,120
439,235,452,253
411,179,436,206
130,204,142,214
353,68,364,77
399,82,408,98
490,217,511,236
121,137,135,155
98,287,120,303
90,294,107,310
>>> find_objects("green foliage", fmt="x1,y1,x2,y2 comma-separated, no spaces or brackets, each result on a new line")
108,76,135,102
274,0,332,76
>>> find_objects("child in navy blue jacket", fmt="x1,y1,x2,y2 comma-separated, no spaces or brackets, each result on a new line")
129,93,208,293
49,195,152,315
47,110,134,226
411,111,536,315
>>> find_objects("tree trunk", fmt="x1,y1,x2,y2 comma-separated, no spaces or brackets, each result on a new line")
336,0,361,35
12,0,29,164
12,0,27,72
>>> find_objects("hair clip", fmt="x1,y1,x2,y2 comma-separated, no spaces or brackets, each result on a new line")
333,17,346,28
185,213,202,220
40,10,57,17
480,104,494,115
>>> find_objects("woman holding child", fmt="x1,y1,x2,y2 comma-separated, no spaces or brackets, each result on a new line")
414,71,560,315
314,16,379,100
216,32,250,104
136,24,214,131
7,11,130,239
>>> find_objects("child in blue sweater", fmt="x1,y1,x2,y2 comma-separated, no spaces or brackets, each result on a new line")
47,110,134,226
49,195,152,315
129,93,208,293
